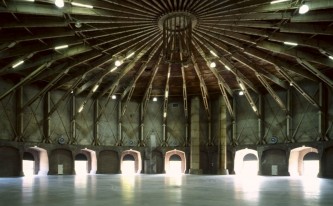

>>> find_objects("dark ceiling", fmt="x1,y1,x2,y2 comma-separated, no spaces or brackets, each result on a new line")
0,0,333,113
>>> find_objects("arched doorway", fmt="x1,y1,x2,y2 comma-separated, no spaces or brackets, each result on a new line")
303,152,319,177
120,150,142,175
234,149,259,176
289,147,319,177
165,150,186,175
122,154,135,175
75,153,88,175
23,152,35,176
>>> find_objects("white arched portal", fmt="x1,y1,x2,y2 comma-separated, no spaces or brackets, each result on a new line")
234,149,259,176
165,150,186,175
26,147,49,176
120,149,142,175
289,147,319,177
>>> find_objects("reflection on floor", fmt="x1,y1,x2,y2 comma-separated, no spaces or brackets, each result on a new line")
0,174,332,206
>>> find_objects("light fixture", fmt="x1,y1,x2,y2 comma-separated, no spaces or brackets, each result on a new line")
239,82,245,91
55,0,64,8
210,61,216,68
252,105,257,112
126,52,135,59
329,56,333,60
270,0,290,4
290,82,293,86
153,97,157,102
71,2,93,9
239,91,244,96
284,41,298,46
75,21,82,28
78,105,84,113
163,112,167,118
110,67,118,72
12,60,24,68
54,45,68,50
167,72,170,79
225,65,231,71
299,4,309,14
115,60,123,67
112,95,117,99
165,91,168,98
210,50,218,57
92,84,99,93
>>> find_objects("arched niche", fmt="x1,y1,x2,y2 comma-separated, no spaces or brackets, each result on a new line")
26,147,49,176
49,149,73,175
322,146,333,178
0,146,21,177
98,150,119,174
234,149,258,176
261,149,288,176
165,150,186,174
289,147,319,177
120,149,142,174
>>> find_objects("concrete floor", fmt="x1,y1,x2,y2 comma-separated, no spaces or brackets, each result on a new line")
0,175,333,206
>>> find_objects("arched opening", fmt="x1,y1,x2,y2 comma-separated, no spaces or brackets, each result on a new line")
23,152,35,176
122,154,135,175
303,152,319,177
75,153,88,175
289,147,319,177
120,150,142,175
169,154,182,175
234,149,258,176
165,150,186,175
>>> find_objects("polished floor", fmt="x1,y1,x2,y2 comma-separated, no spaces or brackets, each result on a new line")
0,174,333,206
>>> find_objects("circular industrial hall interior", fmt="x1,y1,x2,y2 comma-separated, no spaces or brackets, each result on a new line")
1,0,333,180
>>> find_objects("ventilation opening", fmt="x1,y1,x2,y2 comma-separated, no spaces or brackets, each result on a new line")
172,103,179,108
75,153,88,175
23,152,35,176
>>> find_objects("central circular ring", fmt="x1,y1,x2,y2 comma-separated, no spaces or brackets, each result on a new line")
158,12,197,31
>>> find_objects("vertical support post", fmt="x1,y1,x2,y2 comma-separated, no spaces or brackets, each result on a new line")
43,91,51,143
117,100,122,146
15,86,24,142
219,95,229,175
232,95,237,146
189,96,202,174
258,94,265,144
70,93,76,144
286,88,293,142
185,122,189,146
318,82,328,141
139,103,145,146
92,99,99,145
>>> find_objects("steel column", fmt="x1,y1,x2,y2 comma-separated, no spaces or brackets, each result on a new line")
15,86,24,142
43,92,51,143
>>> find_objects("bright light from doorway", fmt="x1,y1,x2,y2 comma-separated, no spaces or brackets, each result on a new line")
303,160,319,177
242,161,258,176
23,160,34,176
75,160,88,175
122,161,136,175
168,161,182,175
